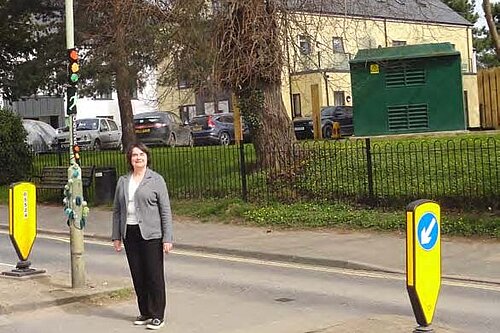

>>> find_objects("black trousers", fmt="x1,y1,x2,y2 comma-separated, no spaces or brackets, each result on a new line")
124,224,166,320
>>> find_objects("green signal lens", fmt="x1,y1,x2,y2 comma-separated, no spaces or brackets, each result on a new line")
70,73,79,83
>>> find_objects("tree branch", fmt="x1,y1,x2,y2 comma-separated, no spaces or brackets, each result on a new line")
483,0,500,59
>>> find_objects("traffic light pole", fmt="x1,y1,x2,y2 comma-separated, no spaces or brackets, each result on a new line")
65,0,86,289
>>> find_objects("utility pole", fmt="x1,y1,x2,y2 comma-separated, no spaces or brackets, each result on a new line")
64,0,88,288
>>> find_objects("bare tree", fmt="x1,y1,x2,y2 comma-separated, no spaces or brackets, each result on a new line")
217,1,297,168
160,0,297,168
76,0,169,148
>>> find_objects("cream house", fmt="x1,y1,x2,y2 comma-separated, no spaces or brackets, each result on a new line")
159,0,479,128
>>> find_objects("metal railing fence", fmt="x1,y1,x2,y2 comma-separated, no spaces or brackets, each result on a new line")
32,137,500,210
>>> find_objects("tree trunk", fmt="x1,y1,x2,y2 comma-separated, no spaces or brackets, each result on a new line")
483,0,500,59
114,19,135,150
250,82,297,170
116,66,135,150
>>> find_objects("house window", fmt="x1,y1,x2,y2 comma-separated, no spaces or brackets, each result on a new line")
292,93,302,117
95,90,112,100
203,102,217,114
392,40,407,47
218,100,229,113
178,76,191,89
180,105,196,123
333,91,345,106
332,37,345,53
298,35,312,55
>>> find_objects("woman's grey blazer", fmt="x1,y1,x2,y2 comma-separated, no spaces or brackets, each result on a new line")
112,168,173,243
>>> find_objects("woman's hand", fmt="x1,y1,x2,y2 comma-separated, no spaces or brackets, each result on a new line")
163,242,173,254
113,240,122,252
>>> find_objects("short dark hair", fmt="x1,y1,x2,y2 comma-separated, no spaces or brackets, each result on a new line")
125,142,151,171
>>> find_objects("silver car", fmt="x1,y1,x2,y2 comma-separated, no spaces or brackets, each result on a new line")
57,118,122,151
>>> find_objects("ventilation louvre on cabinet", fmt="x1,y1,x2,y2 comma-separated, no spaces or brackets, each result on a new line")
388,104,428,130
386,66,425,87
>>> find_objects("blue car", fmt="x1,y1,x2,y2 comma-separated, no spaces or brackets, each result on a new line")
189,114,250,146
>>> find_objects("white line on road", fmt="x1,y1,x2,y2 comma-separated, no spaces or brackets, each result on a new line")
0,262,16,268
2,230,499,292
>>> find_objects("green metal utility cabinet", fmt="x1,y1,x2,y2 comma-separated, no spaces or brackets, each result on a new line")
350,43,465,136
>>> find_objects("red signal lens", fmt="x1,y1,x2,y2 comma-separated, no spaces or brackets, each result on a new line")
69,49,78,61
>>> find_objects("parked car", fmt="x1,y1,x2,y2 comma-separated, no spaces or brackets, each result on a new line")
134,111,193,147
293,105,354,139
56,118,122,151
189,114,251,146
22,119,58,154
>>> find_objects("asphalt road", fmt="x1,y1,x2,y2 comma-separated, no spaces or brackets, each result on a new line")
0,233,499,332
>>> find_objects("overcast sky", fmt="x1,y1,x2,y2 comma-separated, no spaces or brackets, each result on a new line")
476,1,485,28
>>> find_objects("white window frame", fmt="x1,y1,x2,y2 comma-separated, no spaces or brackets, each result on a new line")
332,37,345,53
392,40,407,47
298,35,312,55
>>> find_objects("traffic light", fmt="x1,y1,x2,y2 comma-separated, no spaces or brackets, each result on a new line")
73,144,80,165
67,48,79,115
68,48,79,85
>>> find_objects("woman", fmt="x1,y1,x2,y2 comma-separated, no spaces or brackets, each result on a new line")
112,142,173,330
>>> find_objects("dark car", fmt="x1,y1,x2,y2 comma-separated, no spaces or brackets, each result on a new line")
134,111,193,147
293,105,354,139
189,114,250,146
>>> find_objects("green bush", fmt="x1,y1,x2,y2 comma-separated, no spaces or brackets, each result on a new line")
0,109,33,185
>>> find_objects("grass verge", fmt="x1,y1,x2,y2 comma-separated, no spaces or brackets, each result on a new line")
171,199,500,238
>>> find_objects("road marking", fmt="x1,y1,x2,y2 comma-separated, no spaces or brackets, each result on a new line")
2,230,500,292
172,250,500,292
0,262,16,268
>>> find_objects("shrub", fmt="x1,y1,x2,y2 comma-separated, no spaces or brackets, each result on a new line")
0,109,33,185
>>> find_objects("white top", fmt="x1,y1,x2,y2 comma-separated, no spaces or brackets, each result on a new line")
126,177,141,225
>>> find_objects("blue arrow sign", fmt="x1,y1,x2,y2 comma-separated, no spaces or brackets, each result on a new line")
417,212,439,251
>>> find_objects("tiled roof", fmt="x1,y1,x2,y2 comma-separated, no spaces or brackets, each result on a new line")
286,0,472,26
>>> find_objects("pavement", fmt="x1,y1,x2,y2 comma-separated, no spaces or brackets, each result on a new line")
0,203,499,330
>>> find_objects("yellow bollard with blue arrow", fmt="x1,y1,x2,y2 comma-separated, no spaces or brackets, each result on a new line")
2,182,46,277
406,199,441,333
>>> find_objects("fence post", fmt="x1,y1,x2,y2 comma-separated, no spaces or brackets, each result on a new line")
58,148,63,166
239,142,248,202
365,138,374,201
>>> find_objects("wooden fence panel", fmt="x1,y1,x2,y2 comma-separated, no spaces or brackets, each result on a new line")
478,68,500,129
495,69,500,128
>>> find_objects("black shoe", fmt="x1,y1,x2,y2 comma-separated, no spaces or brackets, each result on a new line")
146,318,165,330
133,315,152,325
